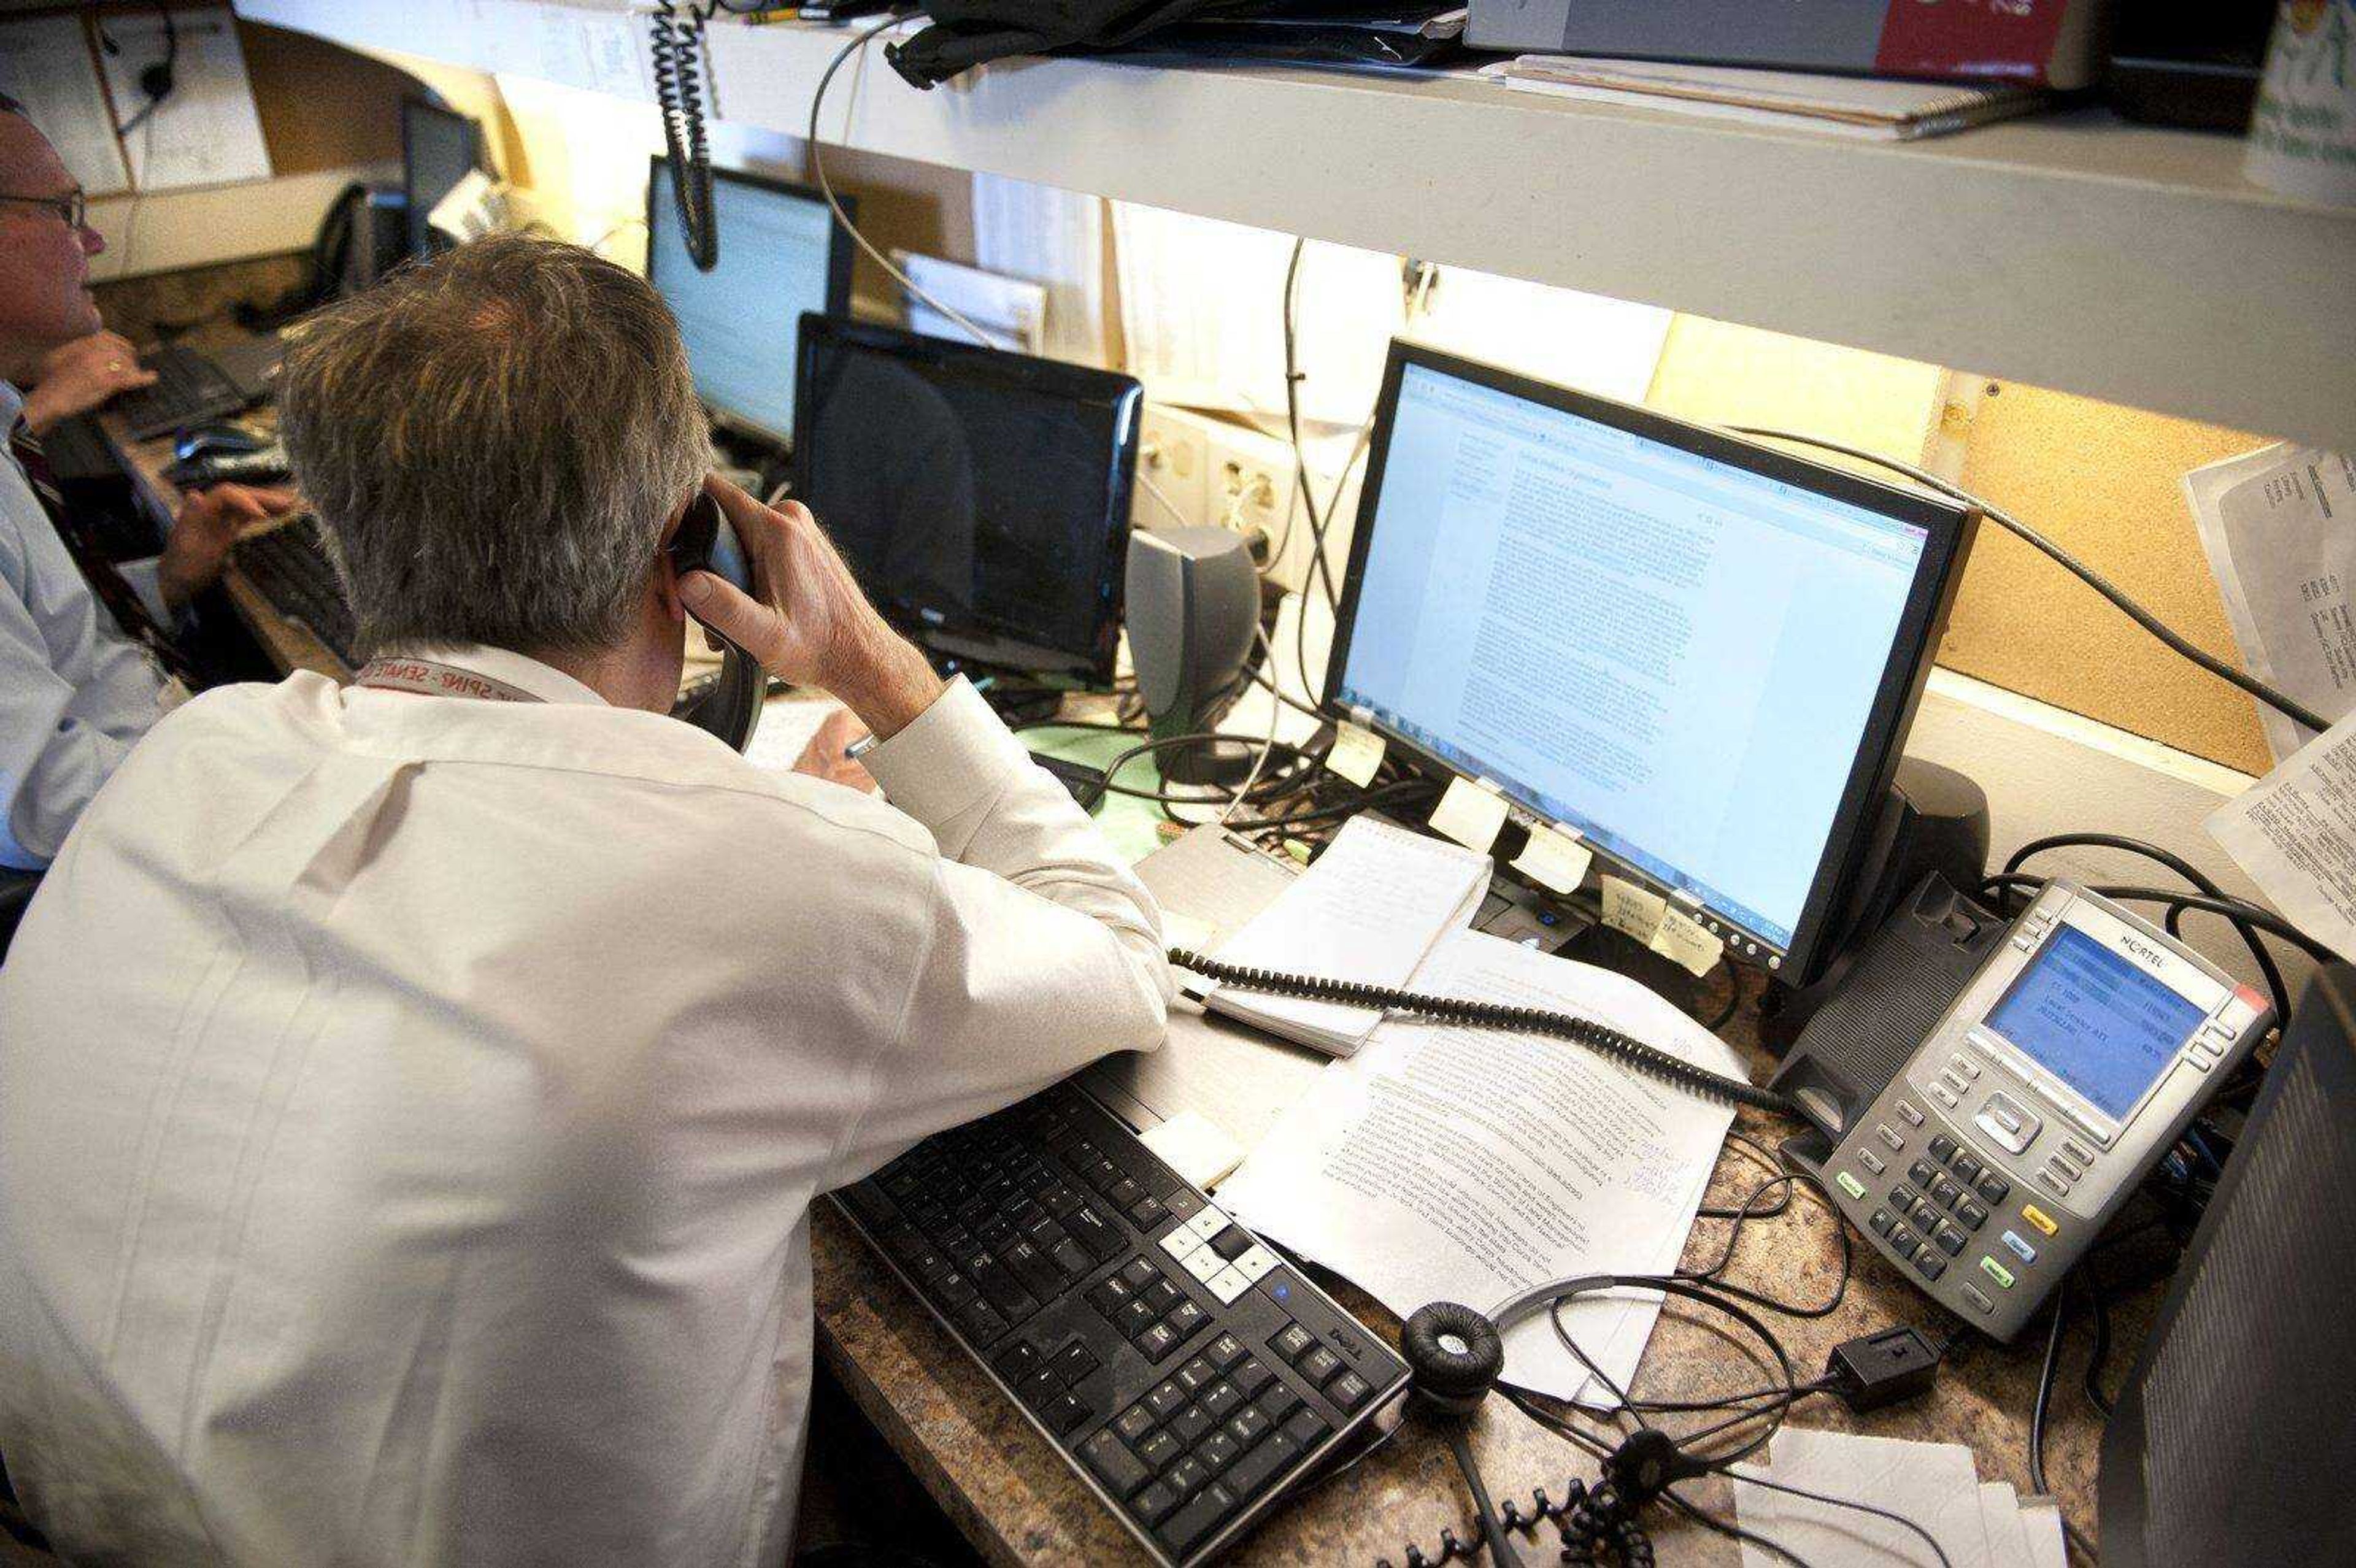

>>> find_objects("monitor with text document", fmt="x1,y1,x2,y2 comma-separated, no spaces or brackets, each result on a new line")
1325,341,1974,983
645,158,852,448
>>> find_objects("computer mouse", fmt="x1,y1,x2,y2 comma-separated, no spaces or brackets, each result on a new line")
174,423,270,463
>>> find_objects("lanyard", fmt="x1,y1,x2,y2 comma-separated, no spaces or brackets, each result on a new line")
353,657,545,704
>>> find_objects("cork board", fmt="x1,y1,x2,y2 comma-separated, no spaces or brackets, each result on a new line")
238,18,414,176
1942,383,2274,775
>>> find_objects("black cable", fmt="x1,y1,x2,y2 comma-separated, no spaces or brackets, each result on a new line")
1699,961,1742,1031
1659,1487,1817,1568
115,5,179,137
649,0,718,270
1679,1170,1854,1320
1729,1473,1955,1568
1998,836,2292,1034
1698,1131,1793,1223
1726,426,2328,735
2027,1275,2101,1565
1176,950,1797,1113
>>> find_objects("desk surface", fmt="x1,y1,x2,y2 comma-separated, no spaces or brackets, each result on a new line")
812,997,2132,1567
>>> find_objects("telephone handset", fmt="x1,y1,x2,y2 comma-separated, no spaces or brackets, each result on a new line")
668,492,763,753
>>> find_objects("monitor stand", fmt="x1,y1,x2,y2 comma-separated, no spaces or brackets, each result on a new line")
1475,863,1702,1016
1556,920,1702,1018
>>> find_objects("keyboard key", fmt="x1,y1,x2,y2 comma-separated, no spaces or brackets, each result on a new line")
1137,1323,1182,1362
1052,1341,1099,1384
1225,1404,1271,1448
1200,1382,1244,1420
1329,1370,1372,1410
1004,1240,1061,1297
1166,1299,1209,1342
1040,1182,1084,1218
1170,1403,1217,1444
1143,1278,1184,1317
1145,1380,1188,1421
1198,1429,1242,1472
1044,1391,1093,1435
1163,1187,1206,1223
1128,1195,1168,1231
1209,1224,1255,1262
993,1342,1045,1383
935,1270,977,1308
1231,1357,1277,1398
1114,1299,1155,1339
1064,1204,1125,1262
1119,1258,1159,1289
1868,1208,1893,1237
1081,1431,1150,1497
1253,1382,1301,1426
1087,1277,1132,1316
1166,1456,1212,1500
1175,1355,1217,1395
1207,1331,1247,1370
1272,1324,1315,1362
1223,1428,1300,1500
1114,1405,1156,1445
1297,1345,1344,1386
1049,1239,1093,1278
955,1302,1007,1345
1133,1480,1180,1524
1163,1480,1239,1555
1136,1429,1182,1472
1108,1176,1145,1210
1282,1407,1330,1447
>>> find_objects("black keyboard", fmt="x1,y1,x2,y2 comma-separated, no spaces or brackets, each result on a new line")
830,1081,1409,1566
234,517,356,667
113,344,252,441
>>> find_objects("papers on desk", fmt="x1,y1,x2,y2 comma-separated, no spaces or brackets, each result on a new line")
1732,1428,2064,1567
744,696,849,776
2207,703,2356,963
1216,929,1743,1407
2185,444,2356,764
1198,814,1491,1056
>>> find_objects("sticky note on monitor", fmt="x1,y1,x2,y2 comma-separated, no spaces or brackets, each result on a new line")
1600,875,1666,942
1512,824,1592,896
1430,775,1508,853
1326,720,1385,786
1649,905,1725,978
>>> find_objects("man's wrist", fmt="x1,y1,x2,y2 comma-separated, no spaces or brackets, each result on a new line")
830,623,945,740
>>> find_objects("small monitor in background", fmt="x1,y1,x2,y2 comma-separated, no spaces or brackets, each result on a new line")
1325,341,1974,983
791,316,1143,688
645,158,852,450
401,99,483,261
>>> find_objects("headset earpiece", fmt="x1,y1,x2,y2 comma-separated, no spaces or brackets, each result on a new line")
1402,1301,1506,1414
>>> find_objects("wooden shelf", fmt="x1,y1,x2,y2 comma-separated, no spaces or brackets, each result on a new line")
240,0,2356,450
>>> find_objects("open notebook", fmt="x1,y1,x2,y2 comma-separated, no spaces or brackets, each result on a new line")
1193,815,1493,1056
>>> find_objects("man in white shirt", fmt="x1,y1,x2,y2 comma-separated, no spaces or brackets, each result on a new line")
0,92,293,870
0,233,1171,1564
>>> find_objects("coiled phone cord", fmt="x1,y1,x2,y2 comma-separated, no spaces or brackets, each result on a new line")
1169,950,1800,1116
649,0,719,271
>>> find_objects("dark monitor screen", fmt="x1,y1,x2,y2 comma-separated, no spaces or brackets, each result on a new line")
646,158,850,447
1325,341,1973,982
401,99,481,261
792,316,1142,685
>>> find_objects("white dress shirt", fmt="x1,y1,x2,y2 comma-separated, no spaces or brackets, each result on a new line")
0,379,171,869
0,645,1170,1566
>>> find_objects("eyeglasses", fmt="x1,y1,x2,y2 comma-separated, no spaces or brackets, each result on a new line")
0,190,90,231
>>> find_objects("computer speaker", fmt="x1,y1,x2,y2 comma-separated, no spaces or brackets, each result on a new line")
1126,526,1262,786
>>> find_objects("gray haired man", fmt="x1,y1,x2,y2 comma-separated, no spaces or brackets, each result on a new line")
0,234,1170,1565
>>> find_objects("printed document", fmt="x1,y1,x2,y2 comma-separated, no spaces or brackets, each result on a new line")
1216,930,1742,1405
2208,705,2356,963
1733,1428,2005,1568
2186,444,2356,763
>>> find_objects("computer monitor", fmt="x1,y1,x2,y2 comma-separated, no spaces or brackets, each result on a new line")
792,315,1143,686
1325,341,1974,983
401,99,482,261
645,158,852,448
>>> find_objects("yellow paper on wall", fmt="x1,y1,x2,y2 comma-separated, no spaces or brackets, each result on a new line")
1649,907,1726,978
1430,776,1508,853
1326,721,1386,786
1512,824,1593,896
1599,876,1666,942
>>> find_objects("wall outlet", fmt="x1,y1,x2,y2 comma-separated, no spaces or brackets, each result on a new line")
1133,404,1363,598
1138,405,1211,532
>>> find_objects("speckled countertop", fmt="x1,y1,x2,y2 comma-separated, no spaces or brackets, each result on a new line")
810,1005,2133,1565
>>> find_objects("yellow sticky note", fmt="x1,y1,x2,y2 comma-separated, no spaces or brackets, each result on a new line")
1600,875,1667,942
1511,824,1593,896
1649,906,1727,978
1326,721,1385,786
1430,776,1509,853
1141,1110,1247,1189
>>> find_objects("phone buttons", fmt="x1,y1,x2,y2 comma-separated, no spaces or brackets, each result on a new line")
1979,1256,2017,1290
1974,1093,2039,1156
2020,1204,2059,1237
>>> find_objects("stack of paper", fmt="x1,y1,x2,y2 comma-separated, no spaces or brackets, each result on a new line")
1480,55,2046,141
1732,1429,2066,1567
1198,815,1492,1056
1215,929,1744,1406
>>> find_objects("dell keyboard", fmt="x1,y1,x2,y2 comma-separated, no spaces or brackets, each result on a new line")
829,1080,1410,1566
113,343,254,441
234,516,356,667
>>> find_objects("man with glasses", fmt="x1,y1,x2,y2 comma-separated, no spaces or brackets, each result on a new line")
0,91,288,872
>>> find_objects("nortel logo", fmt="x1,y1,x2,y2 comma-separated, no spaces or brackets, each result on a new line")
2121,937,2167,969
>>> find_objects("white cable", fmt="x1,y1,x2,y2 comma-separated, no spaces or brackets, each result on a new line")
1218,621,1288,827
1134,467,1190,530
806,19,998,350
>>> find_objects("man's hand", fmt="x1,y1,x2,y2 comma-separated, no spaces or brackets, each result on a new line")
677,475,945,740
790,707,879,794
22,332,157,436
158,484,300,613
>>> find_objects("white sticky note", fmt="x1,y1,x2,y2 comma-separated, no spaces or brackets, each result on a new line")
1600,875,1667,942
1430,776,1508,853
1511,824,1593,895
1326,720,1385,786
1162,912,1220,956
1141,1110,1247,1190
1649,906,1726,978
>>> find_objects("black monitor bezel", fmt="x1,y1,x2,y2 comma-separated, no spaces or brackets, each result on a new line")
400,98,483,262
1323,339,1976,985
790,313,1144,689
643,155,856,448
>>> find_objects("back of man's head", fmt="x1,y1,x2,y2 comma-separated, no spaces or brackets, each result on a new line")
277,234,706,661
